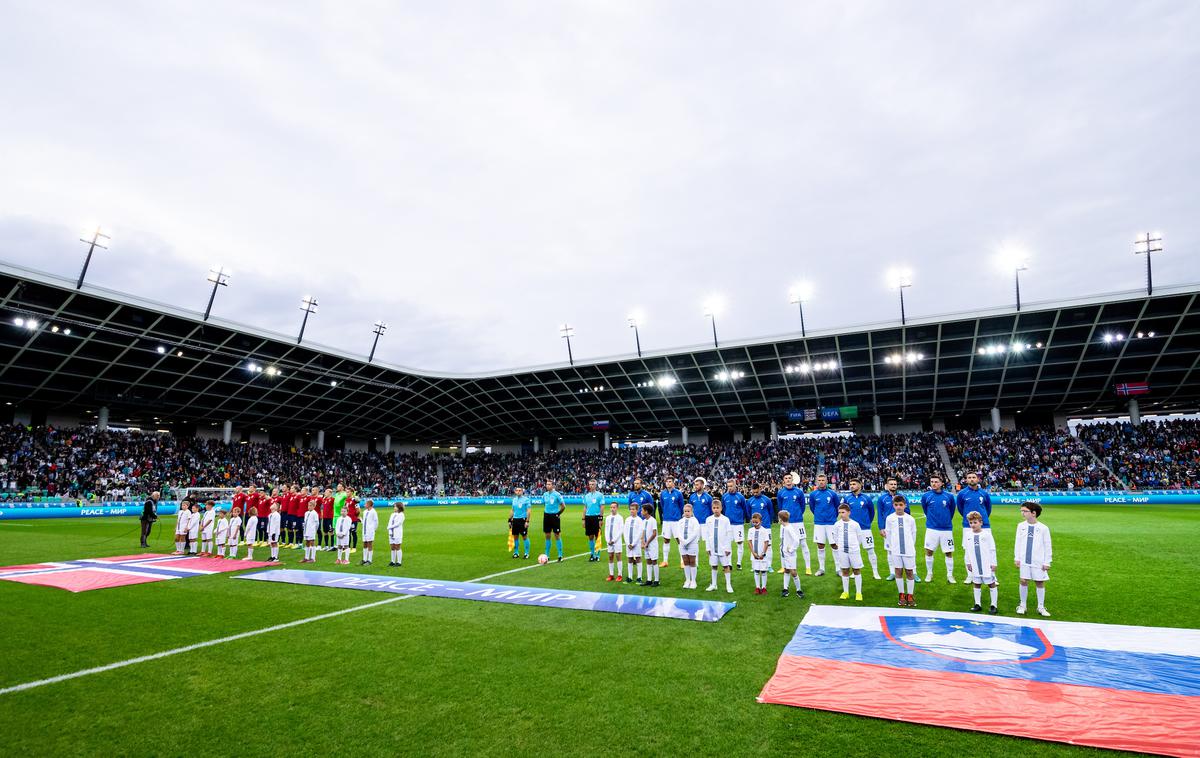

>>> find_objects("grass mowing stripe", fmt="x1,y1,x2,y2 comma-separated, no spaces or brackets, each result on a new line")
0,548,589,696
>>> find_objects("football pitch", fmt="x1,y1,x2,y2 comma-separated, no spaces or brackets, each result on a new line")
1,503,1197,757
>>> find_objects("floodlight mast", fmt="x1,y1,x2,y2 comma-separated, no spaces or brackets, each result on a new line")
76,227,111,289
788,283,811,337
627,315,642,357
297,295,318,344
368,320,388,363
703,297,722,349
888,269,913,325
1134,232,1163,296
203,266,231,321
560,323,575,366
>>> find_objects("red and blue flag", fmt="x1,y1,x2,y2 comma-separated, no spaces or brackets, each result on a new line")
758,605,1200,756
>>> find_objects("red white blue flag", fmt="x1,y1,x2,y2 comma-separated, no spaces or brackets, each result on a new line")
0,553,274,593
758,605,1200,756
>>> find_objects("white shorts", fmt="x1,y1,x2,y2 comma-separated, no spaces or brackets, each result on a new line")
1019,564,1050,582
643,542,659,561
781,553,797,571
924,529,954,553
216,539,227,547
606,541,624,554
835,549,864,570
889,554,916,571
751,557,769,572
729,524,745,543
303,527,318,540
388,531,404,544
679,542,699,557
175,525,188,536
337,538,349,548
188,528,199,539
662,520,681,540
812,524,835,543
968,571,997,585
861,533,875,550
267,531,280,541
202,529,213,540
708,550,731,567
627,545,642,559
363,529,376,542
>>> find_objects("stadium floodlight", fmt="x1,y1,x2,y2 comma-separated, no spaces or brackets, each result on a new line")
559,323,575,366
156,346,166,354
330,380,338,387
788,282,813,337
76,226,111,289
656,375,676,388
203,266,231,321
886,268,913,325
297,295,318,345
368,320,388,363
627,312,643,357
1133,232,1163,295
1102,333,1114,344
703,296,723,349
996,249,1030,311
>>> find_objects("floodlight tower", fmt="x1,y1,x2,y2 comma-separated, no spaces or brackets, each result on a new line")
203,266,231,321
627,313,643,357
1134,232,1163,296
788,282,812,337
703,296,723,349
560,323,575,365
297,295,318,344
76,226,111,289
368,320,388,362
887,268,913,325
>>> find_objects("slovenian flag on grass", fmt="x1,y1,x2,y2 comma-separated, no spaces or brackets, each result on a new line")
758,605,1200,756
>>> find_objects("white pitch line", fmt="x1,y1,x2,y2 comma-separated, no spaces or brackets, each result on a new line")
0,550,590,696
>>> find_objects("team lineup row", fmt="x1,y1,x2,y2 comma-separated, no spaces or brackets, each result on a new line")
508,473,1054,615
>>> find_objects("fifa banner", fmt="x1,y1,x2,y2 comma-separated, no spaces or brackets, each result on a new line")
758,605,1200,756
237,570,735,622
3,489,1200,519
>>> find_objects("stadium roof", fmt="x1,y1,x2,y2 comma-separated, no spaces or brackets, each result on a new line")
1,261,1198,442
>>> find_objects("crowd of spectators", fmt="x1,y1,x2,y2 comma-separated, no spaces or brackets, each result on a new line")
942,427,1118,490
1079,419,1200,489
3,420,1198,501
0,425,439,501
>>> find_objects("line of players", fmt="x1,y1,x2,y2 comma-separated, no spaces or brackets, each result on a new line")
169,497,409,568
515,471,1054,616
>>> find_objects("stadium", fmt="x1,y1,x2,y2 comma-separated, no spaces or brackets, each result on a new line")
3,4,1200,758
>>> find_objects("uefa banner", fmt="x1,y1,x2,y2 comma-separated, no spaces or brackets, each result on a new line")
2,489,1199,519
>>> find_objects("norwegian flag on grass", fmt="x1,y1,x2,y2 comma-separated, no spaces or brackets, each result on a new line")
0,553,274,593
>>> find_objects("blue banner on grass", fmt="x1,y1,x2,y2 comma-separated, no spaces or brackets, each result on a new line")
236,569,736,622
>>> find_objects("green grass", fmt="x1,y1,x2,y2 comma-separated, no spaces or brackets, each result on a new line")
1,504,1197,757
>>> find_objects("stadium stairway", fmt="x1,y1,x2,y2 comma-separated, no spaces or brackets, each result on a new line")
936,441,960,488
1082,445,1130,491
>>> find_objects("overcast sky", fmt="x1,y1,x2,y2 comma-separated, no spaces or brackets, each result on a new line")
2,1,1197,372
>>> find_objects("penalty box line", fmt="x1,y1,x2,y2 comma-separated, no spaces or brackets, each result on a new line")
0,552,591,697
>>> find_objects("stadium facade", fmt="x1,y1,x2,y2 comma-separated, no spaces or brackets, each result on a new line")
1,261,1197,453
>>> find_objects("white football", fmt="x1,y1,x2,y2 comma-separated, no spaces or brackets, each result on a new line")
537,554,549,565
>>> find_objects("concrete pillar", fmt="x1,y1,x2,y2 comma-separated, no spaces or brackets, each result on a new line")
384,434,392,454
603,430,610,449
533,436,540,453
316,430,325,450
872,414,882,436
222,420,233,444
461,433,468,458
97,406,109,431
681,426,689,446
1129,398,1141,426
990,407,1002,432
770,419,778,441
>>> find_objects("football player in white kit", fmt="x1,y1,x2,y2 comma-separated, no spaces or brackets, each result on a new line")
387,502,406,567
186,502,201,555
677,503,702,589
777,510,805,599
173,499,191,555
603,502,624,582
226,507,242,559
199,501,216,556
747,512,771,595
703,500,734,594
1014,502,1052,617
624,503,644,584
214,509,229,558
830,504,865,601
964,511,998,614
265,502,281,562
302,500,320,564
640,504,660,587
885,495,918,607
359,500,378,566
242,507,259,560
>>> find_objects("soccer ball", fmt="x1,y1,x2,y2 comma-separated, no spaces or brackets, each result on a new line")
537,554,549,565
